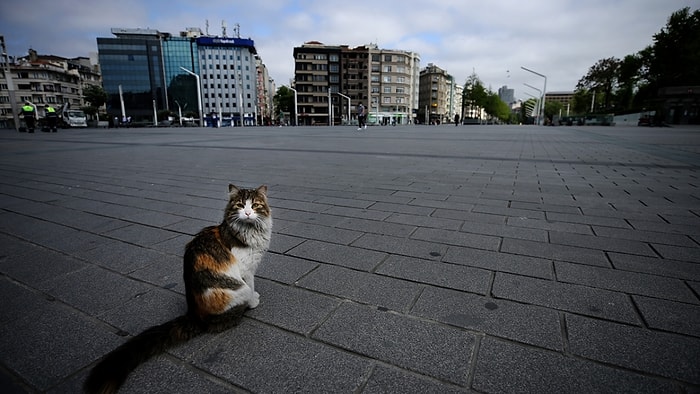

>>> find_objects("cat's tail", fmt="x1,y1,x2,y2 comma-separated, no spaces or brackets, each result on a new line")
83,314,204,394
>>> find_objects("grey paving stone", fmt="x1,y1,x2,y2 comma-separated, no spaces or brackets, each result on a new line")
0,243,86,286
39,265,155,317
549,231,656,256
385,212,463,230
376,255,491,294
412,286,562,350
472,204,546,219
433,209,507,225
633,295,700,337
443,246,553,279
334,216,417,237
287,239,388,271
608,252,700,281
190,320,371,392
506,216,593,234
352,233,449,260
0,302,120,391
247,278,340,335
652,243,700,263
324,205,393,221
313,302,475,386
461,220,548,242
257,252,319,284
566,314,700,385
362,366,468,394
492,272,640,324
554,261,696,303
472,337,676,393
412,227,501,251
546,211,631,228
501,238,610,267
592,225,697,247
296,264,422,312
267,232,305,253
75,238,176,274
277,221,363,245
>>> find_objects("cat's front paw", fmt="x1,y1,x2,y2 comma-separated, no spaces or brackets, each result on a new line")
248,292,260,309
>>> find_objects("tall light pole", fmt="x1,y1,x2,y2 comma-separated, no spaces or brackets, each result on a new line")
336,92,351,126
523,83,542,125
0,36,20,132
288,87,298,126
521,66,547,125
179,67,204,128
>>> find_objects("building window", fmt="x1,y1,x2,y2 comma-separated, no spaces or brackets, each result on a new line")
383,76,391,83
383,97,392,103
384,66,392,72
384,55,392,62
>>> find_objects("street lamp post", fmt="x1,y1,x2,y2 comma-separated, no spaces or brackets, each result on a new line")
336,92,351,126
521,66,547,125
288,87,298,126
179,67,204,128
0,36,20,132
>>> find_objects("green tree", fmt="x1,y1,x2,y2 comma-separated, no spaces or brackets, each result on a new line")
274,86,296,122
575,57,620,111
83,85,108,110
462,72,488,119
647,7,700,87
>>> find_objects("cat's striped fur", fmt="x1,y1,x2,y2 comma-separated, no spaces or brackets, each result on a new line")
84,184,272,394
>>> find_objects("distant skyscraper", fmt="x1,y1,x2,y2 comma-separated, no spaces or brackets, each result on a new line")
498,85,515,105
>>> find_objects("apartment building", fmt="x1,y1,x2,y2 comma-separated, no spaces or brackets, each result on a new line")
292,42,420,125
0,47,101,129
418,63,453,124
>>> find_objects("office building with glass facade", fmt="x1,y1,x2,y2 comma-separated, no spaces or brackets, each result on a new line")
97,27,262,125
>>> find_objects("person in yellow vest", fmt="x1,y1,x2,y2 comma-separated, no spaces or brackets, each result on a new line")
21,102,36,133
45,105,58,132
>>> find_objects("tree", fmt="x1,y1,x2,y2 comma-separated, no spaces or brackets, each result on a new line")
463,72,488,119
576,57,620,111
273,86,296,120
647,7,700,87
81,84,108,121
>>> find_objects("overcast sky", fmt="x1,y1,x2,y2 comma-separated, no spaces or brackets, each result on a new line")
1,0,694,100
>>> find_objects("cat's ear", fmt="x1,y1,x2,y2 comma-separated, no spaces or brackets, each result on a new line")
228,184,240,194
256,185,268,195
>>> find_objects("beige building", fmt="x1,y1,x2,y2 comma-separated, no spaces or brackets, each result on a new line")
1,48,101,128
419,63,455,124
292,42,420,125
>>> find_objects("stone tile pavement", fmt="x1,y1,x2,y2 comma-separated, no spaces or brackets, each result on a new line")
0,124,698,393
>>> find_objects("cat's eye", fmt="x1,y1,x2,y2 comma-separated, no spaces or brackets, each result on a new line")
234,202,245,209
252,203,262,209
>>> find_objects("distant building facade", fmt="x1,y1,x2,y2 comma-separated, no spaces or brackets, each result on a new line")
292,41,420,125
0,47,101,129
97,26,271,125
498,85,515,106
419,63,453,124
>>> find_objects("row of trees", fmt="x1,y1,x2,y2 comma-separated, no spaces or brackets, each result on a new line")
573,7,699,117
461,6,699,124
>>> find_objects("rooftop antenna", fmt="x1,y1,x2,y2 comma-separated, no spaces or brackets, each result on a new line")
222,20,227,37
205,19,209,36
234,23,240,38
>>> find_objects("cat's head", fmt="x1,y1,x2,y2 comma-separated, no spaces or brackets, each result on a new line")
225,184,271,227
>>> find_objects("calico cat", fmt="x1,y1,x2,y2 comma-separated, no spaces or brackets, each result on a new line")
84,184,272,394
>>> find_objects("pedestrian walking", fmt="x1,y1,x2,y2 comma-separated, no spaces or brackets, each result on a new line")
357,103,366,131
21,102,36,133
454,113,460,126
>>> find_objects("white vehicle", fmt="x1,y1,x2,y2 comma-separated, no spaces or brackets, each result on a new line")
62,110,88,128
